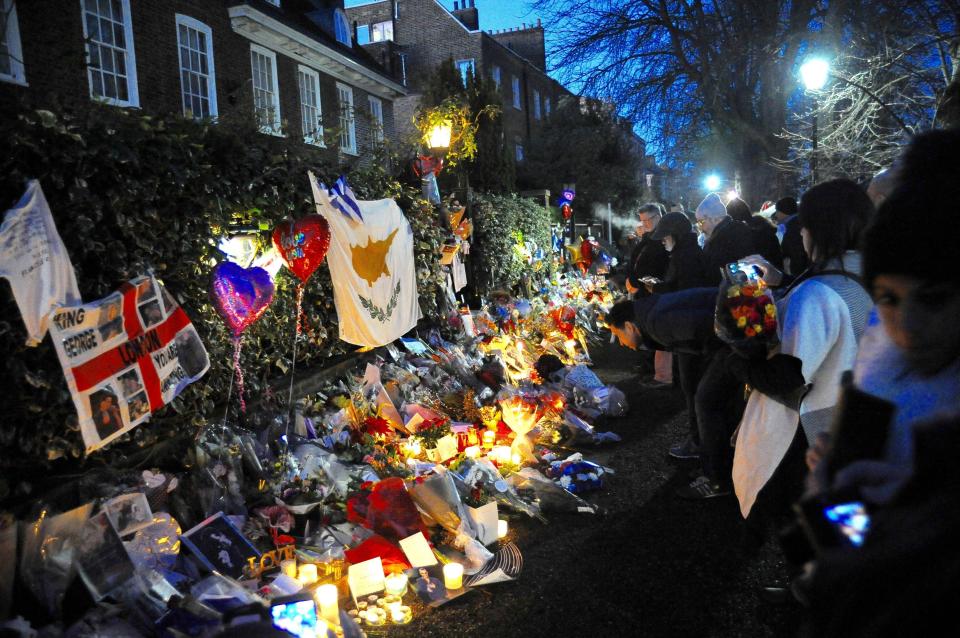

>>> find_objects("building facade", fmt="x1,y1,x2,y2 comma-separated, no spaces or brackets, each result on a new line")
344,0,569,160
0,0,406,163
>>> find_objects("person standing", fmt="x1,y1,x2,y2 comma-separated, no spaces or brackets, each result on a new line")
647,212,712,459
695,193,757,284
625,203,671,384
726,197,783,271
771,197,809,277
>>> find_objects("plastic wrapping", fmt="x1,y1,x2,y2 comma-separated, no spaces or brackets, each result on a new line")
453,458,545,522
507,468,598,514
715,268,779,356
20,502,93,616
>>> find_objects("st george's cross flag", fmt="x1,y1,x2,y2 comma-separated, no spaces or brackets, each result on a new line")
48,275,209,453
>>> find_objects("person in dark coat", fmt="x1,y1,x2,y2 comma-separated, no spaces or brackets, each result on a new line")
772,197,809,276
726,197,783,271
625,204,670,294
635,212,714,457
606,288,719,357
695,193,757,284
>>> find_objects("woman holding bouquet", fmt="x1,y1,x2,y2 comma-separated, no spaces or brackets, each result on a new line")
727,179,874,520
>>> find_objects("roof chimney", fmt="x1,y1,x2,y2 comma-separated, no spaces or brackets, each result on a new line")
451,0,479,30
454,0,459,9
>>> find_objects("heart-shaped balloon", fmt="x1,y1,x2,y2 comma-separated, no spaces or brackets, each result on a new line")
272,214,331,282
210,261,275,336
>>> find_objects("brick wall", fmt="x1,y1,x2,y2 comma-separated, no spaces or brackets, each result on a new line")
489,24,545,72
0,0,398,163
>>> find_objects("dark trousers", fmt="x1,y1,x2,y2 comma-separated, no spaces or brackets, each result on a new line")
676,352,704,444
695,346,747,485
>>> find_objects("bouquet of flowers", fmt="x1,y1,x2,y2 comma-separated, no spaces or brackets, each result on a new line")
715,273,779,356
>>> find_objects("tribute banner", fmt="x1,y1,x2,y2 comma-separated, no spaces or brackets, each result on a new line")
49,275,209,453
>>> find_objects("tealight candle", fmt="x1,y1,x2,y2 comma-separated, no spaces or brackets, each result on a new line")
497,519,509,539
297,563,318,585
391,605,413,624
384,572,408,596
464,445,482,459
315,583,339,625
280,559,297,579
482,430,496,449
443,563,463,590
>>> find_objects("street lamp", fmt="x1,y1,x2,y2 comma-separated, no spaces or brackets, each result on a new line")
704,174,722,191
800,58,829,184
425,121,453,152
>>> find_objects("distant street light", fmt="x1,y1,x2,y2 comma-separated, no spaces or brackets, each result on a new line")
800,58,829,184
704,174,722,191
726,189,739,202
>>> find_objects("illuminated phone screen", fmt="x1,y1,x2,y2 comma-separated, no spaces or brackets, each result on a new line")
824,502,871,547
271,599,320,638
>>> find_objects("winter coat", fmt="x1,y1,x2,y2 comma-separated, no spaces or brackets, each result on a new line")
702,217,757,285
780,214,810,276
626,234,669,290
632,287,719,355
652,232,713,293
745,216,784,270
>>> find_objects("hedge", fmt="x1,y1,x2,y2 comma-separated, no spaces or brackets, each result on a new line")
0,104,447,497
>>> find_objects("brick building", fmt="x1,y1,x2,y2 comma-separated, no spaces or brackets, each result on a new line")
0,0,406,164
344,0,570,160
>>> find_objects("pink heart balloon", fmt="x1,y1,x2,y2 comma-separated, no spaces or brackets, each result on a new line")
210,262,275,336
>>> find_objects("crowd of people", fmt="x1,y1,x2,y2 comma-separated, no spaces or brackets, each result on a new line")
607,129,960,635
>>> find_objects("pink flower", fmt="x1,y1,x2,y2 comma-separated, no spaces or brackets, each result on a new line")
257,505,295,533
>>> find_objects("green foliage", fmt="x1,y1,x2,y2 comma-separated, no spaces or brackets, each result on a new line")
471,193,555,295
518,98,644,217
0,103,446,485
465,75,516,193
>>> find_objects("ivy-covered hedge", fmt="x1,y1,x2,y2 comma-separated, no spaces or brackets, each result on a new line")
471,192,555,294
0,104,445,492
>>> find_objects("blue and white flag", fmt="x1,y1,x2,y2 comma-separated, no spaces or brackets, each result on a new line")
329,175,363,223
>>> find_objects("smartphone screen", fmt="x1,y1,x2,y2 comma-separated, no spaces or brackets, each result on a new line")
823,501,871,547
271,599,320,638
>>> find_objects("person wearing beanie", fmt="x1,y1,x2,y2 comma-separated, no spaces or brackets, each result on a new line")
726,197,783,270
801,129,960,638
695,193,757,285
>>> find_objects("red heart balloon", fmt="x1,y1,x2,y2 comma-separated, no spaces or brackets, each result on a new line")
272,214,331,282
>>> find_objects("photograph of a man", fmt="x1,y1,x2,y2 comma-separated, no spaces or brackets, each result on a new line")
97,297,124,342
89,387,123,440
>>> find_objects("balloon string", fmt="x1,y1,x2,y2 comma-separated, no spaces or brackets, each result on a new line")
233,337,246,414
284,284,304,454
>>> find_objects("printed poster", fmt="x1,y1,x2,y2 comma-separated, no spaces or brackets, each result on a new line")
48,275,209,454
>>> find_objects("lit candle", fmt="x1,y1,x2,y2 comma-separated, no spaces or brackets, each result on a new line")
391,605,413,624
464,445,481,459
443,563,463,590
280,559,297,579
384,572,408,596
297,563,318,585
490,445,512,464
482,430,496,449
315,583,339,625
497,519,509,539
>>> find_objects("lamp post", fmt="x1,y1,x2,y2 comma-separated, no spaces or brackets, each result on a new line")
800,58,829,185
703,173,722,192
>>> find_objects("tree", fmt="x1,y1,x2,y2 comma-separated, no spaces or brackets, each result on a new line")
518,97,643,217
535,0,958,202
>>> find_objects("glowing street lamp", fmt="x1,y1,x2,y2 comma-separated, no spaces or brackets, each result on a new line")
704,174,722,191
425,121,453,152
726,189,740,202
800,58,830,91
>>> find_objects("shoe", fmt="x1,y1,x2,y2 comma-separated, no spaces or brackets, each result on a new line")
676,475,731,500
637,378,671,390
668,437,700,459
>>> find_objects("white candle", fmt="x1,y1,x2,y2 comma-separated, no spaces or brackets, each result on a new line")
280,559,297,579
315,583,339,625
490,445,512,464
384,572,408,596
297,563,318,585
443,563,463,590
497,519,509,539
464,445,482,459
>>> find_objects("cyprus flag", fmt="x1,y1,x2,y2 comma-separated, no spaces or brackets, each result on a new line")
309,172,421,346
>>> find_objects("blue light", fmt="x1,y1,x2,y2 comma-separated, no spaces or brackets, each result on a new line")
704,174,722,191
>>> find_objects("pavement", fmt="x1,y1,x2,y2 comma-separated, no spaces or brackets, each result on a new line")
386,341,803,637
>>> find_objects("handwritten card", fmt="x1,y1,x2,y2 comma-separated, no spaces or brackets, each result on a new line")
347,556,385,598
399,532,438,568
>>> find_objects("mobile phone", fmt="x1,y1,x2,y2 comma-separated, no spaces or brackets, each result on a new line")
270,596,321,638
795,495,871,553
724,261,759,284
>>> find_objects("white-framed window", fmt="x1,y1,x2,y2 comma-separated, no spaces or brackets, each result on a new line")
491,65,501,90
511,75,521,109
250,44,281,135
0,0,25,85
334,9,351,47
80,0,139,107
175,15,217,119
515,143,524,162
356,24,370,44
533,90,541,119
456,58,474,87
336,82,356,154
368,95,383,143
545,96,551,116
372,20,393,42
297,65,323,146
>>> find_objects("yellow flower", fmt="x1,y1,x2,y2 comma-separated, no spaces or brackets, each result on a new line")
753,324,763,333
737,316,747,328
727,286,741,298
765,304,776,317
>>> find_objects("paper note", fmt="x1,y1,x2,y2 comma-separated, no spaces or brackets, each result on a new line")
399,532,438,568
404,413,425,433
348,556,385,598
434,434,459,463
362,363,381,387
466,502,499,545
